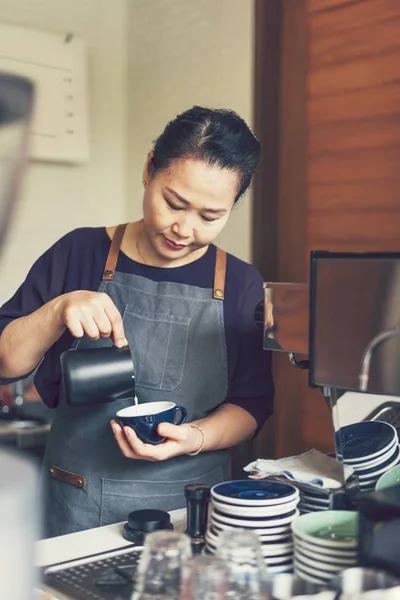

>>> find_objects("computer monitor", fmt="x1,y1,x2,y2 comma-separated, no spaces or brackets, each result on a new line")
309,250,400,397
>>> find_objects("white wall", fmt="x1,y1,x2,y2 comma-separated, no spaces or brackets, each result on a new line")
0,0,128,301
127,0,255,262
0,0,255,301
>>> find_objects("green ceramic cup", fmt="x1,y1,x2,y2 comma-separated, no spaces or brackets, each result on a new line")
375,465,400,491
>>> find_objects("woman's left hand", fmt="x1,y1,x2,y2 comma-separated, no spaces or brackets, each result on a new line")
110,420,201,461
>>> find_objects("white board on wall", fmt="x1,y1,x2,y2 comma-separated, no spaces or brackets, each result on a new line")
0,22,89,164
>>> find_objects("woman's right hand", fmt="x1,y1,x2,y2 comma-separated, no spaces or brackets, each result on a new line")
55,291,128,347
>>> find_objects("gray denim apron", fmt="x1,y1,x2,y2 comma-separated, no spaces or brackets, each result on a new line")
42,224,231,537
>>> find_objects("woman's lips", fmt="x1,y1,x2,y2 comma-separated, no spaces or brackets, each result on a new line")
163,236,186,250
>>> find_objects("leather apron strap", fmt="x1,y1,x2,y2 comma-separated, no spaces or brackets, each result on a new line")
213,247,227,300
102,224,128,280
103,225,227,298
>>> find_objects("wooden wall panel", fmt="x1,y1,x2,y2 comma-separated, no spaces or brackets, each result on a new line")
309,83,400,124
308,183,399,213
254,0,400,458
307,0,400,251
307,0,356,12
309,20,400,68
308,0,400,32
309,116,400,155
303,0,400,452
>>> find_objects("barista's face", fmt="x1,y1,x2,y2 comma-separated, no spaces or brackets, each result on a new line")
141,156,238,264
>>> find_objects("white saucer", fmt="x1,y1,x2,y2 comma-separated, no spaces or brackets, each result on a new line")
210,517,292,536
211,497,299,518
351,437,398,470
211,508,300,529
358,449,400,480
211,480,299,507
299,501,328,510
301,494,330,506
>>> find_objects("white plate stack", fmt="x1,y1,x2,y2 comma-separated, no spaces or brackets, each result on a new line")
292,511,359,586
337,421,400,493
298,486,331,515
205,480,300,575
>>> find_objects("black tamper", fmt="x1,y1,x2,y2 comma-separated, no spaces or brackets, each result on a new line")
123,509,173,545
185,483,211,554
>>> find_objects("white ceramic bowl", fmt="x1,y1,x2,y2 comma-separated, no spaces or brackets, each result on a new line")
295,550,354,574
294,560,331,584
294,540,356,566
293,566,326,585
293,535,358,558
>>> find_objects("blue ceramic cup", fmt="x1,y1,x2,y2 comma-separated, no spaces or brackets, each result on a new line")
116,401,187,445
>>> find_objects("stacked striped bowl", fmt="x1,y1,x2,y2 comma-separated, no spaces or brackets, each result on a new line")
336,421,400,493
298,485,331,515
292,511,359,585
205,480,300,575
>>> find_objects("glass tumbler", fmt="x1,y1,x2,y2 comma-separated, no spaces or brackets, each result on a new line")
179,554,228,600
133,530,192,600
215,529,269,600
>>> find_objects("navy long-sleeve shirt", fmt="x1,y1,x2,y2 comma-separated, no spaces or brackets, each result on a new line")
0,227,273,432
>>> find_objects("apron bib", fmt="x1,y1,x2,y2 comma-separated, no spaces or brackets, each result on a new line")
42,225,231,537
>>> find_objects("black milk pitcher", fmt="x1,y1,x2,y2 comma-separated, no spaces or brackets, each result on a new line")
60,345,135,407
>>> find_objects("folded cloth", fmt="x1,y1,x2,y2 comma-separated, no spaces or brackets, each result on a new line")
244,449,354,490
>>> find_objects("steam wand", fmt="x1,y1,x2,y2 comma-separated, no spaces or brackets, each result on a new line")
359,328,400,392
288,353,333,410
288,352,309,370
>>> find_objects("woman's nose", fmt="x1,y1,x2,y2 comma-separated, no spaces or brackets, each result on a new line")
172,216,193,238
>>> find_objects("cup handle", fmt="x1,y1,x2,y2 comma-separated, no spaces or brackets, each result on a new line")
173,406,187,426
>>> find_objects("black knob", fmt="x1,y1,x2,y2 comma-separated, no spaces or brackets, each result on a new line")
123,509,173,545
185,484,210,552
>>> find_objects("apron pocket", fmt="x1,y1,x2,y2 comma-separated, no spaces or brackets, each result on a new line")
100,465,223,527
123,308,190,391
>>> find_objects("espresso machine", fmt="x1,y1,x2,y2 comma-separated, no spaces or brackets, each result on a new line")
257,249,400,577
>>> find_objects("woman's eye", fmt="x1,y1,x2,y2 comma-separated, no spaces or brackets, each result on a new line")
166,199,183,211
202,215,218,223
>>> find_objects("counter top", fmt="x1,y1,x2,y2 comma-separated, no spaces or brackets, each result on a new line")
35,508,186,599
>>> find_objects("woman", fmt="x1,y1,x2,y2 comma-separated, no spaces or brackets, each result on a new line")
0,106,274,537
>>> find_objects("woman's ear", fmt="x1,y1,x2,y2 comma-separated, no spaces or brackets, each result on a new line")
142,151,154,185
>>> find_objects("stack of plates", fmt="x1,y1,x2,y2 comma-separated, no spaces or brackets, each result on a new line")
336,421,400,493
292,511,359,585
298,486,331,514
206,480,300,575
